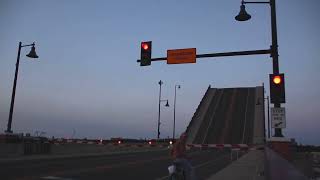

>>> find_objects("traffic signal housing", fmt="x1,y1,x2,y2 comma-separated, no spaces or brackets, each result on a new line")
269,73,286,104
140,41,152,66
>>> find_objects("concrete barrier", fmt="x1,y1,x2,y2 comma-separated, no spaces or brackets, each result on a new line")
24,142,51,155
0,144,24,157
0,142,167,159
51,143,167,154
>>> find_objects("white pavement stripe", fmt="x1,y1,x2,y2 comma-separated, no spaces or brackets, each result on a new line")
241,88,250,144
202,89,224,144
155,175,169,180
41,176,74,180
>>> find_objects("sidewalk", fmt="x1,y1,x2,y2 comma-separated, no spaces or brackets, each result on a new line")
265,147,309,180
206,150,265,180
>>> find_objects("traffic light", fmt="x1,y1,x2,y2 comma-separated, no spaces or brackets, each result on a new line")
269,73,285,104
140,41,152,66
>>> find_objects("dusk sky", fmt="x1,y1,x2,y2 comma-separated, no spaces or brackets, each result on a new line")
0,0,319,145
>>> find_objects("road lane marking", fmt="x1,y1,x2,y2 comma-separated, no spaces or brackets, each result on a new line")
41,176,74,180
241,88,250,143
202,89,224,144
219,88,237,142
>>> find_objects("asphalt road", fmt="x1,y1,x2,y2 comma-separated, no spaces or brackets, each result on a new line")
0,149,234,180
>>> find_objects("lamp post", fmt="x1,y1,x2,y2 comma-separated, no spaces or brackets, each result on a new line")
256,96,271,139
157,80,169,139
235,0,283,137
266,96,270,138
5,42,39,134
173,84,181,140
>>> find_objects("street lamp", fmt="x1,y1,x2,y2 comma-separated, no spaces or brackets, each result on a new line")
173,84,181,140
5,42,39,134
235,2,251,21
235,0,283,137
157,80,169,139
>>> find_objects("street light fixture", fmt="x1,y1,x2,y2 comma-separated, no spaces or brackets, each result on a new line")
235,0,283,137
157,80,170,139
26,45,39,58
164,100,170,107
173,85,181,140
5,42,39,134
235,2,251,21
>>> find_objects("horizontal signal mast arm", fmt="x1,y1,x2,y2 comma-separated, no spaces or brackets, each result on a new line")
137,49,271,62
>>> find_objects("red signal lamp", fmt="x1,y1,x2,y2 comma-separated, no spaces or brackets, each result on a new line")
142,43,149,50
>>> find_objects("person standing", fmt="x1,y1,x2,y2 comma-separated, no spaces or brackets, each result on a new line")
170,132,196,180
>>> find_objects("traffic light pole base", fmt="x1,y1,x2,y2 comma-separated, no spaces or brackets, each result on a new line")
267,137,292,160
274,128,284,137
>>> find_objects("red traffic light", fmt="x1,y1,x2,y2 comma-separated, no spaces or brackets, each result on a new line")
273,75,281,84
269,73,285,104
140,41,152,66
142,43,149,50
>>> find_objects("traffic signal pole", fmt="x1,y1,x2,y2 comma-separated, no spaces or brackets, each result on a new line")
138,46,282,137
270,0,283,137
139,0,284,137
137,49,271,63
158,80,162,139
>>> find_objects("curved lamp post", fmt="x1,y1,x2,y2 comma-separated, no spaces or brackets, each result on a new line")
235,0,283,137
6,42,39,133
157,80,169,139
173,84,181,140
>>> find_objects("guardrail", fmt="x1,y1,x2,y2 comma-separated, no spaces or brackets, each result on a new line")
187,143,250,150
24,142,51,155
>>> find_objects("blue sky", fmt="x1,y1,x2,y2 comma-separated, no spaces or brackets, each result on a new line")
0,0,319,145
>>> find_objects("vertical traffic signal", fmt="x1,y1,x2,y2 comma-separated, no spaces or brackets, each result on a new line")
140,41,152,66
269,73,285,104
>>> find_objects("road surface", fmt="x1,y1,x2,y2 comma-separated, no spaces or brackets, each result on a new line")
0,149,235,180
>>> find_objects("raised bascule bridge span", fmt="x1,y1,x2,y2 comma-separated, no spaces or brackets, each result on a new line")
186,85,265,150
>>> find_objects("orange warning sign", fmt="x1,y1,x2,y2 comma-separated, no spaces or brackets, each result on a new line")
167,48,196,64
